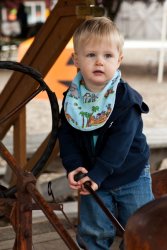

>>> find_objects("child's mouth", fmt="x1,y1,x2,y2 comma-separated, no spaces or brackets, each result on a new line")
93,70,104,74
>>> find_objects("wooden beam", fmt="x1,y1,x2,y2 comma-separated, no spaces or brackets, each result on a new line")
11,108,27,185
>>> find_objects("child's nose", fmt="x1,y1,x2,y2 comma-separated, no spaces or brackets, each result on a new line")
95,59,103,66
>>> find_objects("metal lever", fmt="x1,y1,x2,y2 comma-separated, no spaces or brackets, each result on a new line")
74,171,125,236
74,172,87,182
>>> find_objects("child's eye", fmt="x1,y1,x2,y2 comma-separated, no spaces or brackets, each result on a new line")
87,53,95,57
105,54,112,58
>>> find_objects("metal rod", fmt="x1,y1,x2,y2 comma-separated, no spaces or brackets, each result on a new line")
0,141,79,249
74,172,125,236
0,141,20,177
84,182,125,235
26,182,80,250
15,186,32,250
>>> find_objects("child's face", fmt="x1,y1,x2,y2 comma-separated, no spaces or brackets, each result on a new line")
73,36,123,92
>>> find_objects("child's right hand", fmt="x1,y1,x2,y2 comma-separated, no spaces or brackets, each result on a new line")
68,167,88,190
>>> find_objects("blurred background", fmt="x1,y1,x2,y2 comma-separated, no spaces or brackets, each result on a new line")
0,0,166,41
1,1,167,249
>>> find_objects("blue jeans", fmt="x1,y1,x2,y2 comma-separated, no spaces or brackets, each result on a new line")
77,165,154,250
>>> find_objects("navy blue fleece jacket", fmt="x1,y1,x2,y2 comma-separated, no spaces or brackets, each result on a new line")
58,79,150,190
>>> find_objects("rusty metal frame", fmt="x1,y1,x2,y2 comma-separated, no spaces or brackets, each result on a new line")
0,61,80,249
0,141,79,250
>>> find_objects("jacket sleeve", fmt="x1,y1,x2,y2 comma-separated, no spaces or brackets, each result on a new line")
58,107,84,174
87,106,142,186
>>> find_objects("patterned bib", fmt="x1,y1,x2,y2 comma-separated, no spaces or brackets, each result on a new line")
64,70,121,131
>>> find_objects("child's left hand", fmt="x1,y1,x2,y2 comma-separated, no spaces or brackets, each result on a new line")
78,176,98,195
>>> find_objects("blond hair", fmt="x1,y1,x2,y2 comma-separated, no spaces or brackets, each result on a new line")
73,17,124,54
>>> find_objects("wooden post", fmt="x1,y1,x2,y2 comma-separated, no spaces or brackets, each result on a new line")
11,108,27,186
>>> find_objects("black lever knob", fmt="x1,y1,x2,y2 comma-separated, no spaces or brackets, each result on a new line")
74,172,87,182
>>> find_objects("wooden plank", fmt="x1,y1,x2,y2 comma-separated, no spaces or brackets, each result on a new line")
0,230,75,250
144,128,167,148
13,108,26,166
11,108,27,185
0,229,121,250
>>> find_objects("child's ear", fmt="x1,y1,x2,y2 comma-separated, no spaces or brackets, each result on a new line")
118,54,123,67
72,52,79,67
